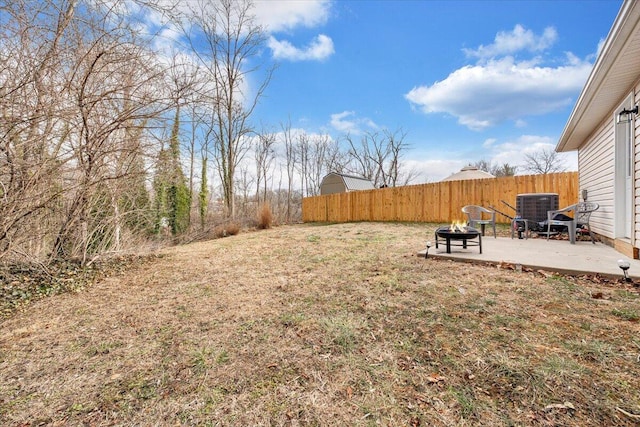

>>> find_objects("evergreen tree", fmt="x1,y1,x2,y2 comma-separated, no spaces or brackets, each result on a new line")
199,153,208,230
169,108,191,234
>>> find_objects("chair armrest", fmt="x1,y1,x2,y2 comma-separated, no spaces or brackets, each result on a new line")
547,204,577,221
478,206,495,221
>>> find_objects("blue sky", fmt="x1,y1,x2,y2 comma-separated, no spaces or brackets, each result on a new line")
246,0,621,181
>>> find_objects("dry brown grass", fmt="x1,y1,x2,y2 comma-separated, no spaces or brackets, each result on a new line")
213,221,241,238
1,222,639,426
257,202,274,229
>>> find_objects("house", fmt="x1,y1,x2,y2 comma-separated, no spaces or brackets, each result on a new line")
556,0,640,258
441,166,495,182
320,173,375,195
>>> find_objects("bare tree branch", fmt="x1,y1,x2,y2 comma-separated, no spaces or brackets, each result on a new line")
522,148,567,174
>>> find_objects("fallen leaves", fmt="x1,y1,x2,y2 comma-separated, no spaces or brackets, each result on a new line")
426,373,445,384
616,406,640,420
544,401,575,412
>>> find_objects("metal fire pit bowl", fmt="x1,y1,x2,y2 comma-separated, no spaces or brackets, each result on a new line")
435,226,482,254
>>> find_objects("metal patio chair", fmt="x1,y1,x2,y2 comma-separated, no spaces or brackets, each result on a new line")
546,202,599,244
462,205,496,237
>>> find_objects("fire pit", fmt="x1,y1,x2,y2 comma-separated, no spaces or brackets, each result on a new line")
435,222,482,254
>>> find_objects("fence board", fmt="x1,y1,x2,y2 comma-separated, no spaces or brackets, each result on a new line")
302,172,579,224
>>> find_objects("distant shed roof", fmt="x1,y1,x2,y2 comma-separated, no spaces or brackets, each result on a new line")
340,174,376,191
320,173,375,195
441,166,495,182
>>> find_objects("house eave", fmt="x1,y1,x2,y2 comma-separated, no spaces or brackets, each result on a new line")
557,0,640,152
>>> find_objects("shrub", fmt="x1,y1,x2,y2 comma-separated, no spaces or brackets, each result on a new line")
213,222,240,238
225,222,240,236
257,202,273,229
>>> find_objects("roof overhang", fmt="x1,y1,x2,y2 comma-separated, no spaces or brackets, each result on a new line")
557,0,640,152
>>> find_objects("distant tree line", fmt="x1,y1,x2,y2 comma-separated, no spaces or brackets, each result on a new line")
2,0,565,266
472,149,566,177
0,0,417,265
471,160,518,177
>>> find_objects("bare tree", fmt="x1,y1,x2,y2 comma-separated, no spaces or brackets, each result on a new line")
345,128,414,187
323,138,347,176
165,54,204,205
281,120,296,222
308,134,333,196
0,0,75,260
1,0,171,263
52,11,167,261
381,128,415,186
295,132,311,197
293,132,337,197
235,164,255,217
254,130,276,203
522,148,567,174
345,133,378,183
185,0,273,218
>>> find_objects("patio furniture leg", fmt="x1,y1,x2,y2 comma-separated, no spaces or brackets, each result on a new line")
569,221,576,244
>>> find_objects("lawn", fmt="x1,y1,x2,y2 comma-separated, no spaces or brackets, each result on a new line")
1,222,639,426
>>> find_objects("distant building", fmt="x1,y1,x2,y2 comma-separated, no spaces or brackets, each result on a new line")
320,172,375,195
441,166,495,182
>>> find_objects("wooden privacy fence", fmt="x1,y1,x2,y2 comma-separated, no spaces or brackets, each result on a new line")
302,172,579,224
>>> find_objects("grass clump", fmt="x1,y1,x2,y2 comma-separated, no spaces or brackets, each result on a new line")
612,308,639,321
213,222,240,238
257,202,273,229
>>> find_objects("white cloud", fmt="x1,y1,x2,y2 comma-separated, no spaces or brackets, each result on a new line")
404,158,469,183
253,0,331,32
405,55,592,131
152,25,184,56
268,34,334,61
484,135,577,172
406,25,592,131
329,111,377,134
482,138,497,148
386,135,578,183
330,111,358,133
595,37,606,58
464,25,558,59
255,1,334,62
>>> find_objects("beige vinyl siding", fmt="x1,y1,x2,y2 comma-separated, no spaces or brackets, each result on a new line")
634,82,640,244
578,115,615,238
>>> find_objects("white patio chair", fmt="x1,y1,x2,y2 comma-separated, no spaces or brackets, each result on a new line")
462,205,496,237
546,202,599,244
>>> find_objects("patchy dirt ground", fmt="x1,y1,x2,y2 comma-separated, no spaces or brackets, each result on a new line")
1,222,639,426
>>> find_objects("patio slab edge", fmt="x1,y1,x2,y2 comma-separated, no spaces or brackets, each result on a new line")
416,236,640,281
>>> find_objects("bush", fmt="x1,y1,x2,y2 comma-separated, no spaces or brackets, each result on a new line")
213,222,240,238
257,203,273,229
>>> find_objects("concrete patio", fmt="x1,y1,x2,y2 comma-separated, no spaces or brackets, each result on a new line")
417,234,640,280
